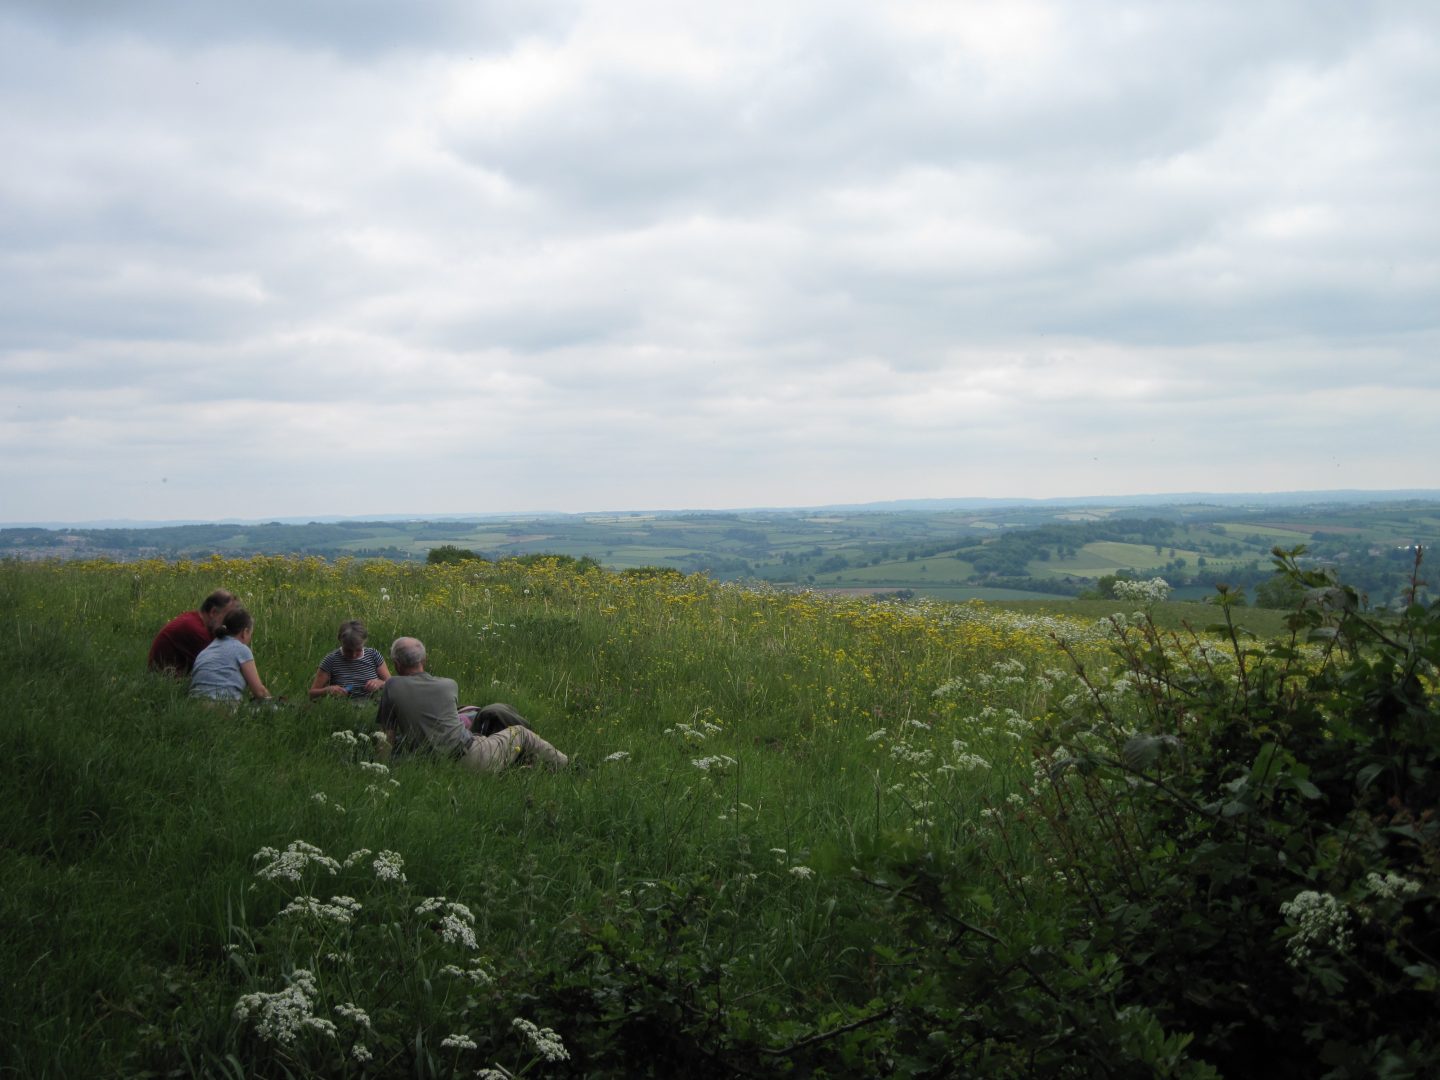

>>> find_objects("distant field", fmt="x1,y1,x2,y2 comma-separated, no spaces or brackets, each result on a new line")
1214,522,1313,540
835,556,976,584
1034,542,1252,581
1035,541,1182,577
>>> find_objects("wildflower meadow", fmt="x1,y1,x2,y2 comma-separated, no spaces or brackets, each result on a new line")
2,550,1436,1076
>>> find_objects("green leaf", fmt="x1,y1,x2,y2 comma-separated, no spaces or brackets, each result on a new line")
1287,777,1321,799
1355,762,1386,791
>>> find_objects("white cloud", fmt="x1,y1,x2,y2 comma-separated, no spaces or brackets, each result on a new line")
1,1,1437,522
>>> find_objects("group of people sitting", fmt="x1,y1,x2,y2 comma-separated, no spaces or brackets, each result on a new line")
147,590,568,773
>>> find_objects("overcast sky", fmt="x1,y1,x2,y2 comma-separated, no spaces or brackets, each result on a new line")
2,1,1437,524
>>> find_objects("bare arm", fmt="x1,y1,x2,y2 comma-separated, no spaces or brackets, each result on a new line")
309,668,347,700
363,659,391,695
241,659,271,700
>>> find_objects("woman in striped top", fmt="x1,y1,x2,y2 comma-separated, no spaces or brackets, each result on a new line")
309,619,391,700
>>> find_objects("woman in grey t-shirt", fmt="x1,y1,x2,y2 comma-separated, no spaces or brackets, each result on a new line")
189,608,273,702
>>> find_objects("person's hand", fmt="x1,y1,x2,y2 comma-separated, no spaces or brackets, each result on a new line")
328,685,349,698
363,678,385,693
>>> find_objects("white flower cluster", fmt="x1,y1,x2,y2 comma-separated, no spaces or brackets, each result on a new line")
789,865,815,879
931,677,964,700
691,754,737,773
372,850,406,883
665,718,724,743
512,1017,570,1062
357,761,390,776
334,1002,371,1029
440,962,495,986
975,657,1029,691
944,751,991,773
1366,871,1422,901
1279,890,1353,966
440,1032,478,1051
1113,578,1172,605
889,743,934,767
331,728,390,750
278,894,362,926
415,897,479,950
603,750,631,762
253,841,340,883
341,848,372,869
234,969,337,1045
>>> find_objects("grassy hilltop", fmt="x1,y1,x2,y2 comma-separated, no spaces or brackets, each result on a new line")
3,554,1437,1077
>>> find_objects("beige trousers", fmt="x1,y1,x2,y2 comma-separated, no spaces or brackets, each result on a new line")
462,724,568,772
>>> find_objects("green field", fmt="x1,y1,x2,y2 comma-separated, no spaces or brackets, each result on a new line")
3,553,1437,1075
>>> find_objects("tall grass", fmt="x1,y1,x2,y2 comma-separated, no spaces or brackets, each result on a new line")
2,555,1127,1076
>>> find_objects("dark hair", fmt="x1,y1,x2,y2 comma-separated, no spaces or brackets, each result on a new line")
200,589,236,615
338,620,368,649
213,607,253,638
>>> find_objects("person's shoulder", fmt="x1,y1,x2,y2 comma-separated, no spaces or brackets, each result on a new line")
160,610,202,632
222,636,252,657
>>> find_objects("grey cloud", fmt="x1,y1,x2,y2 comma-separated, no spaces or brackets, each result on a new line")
4,0,576,56
3,1,1439,522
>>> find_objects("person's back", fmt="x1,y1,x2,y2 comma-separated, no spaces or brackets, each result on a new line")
148,610,210,674
187,607,271,703
378,671,471,756
149,589,236,675
189,636,254,701
376,636,568,772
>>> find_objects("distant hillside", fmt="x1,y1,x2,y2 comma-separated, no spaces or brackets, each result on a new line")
5,495,1437,609
8,489,1439,529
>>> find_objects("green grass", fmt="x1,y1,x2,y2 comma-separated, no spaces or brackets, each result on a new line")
0,555,1301,1075
993,597,1293,637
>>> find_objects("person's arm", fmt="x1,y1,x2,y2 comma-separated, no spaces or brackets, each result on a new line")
241,659,271,700
363,658,391,695
309,668,347,700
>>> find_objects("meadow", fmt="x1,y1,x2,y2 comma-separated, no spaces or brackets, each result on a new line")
2,553,1435,1077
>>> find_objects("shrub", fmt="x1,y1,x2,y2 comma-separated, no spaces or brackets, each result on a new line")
1013,546,1440,1074
427,544,485,564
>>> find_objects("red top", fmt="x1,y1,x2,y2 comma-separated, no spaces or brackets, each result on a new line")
148,610,212,674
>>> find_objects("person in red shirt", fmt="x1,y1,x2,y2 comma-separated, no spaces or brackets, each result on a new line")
147,589,238,675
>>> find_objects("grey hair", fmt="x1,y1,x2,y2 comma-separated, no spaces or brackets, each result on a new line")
338,619,368,650
391,636,426,669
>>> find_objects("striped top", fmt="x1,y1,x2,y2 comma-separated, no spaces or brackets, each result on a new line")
318,647,385,697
